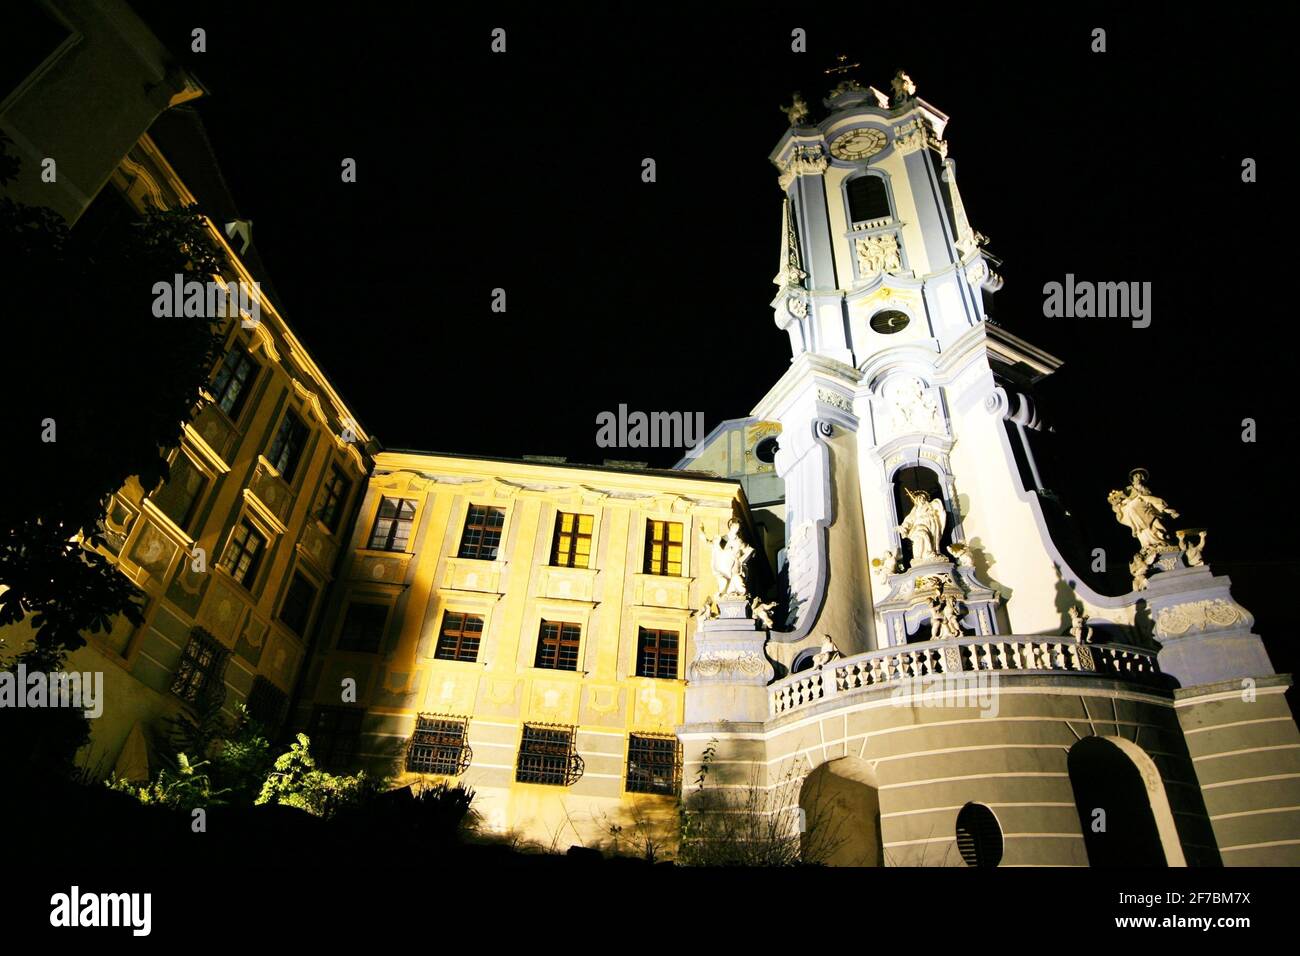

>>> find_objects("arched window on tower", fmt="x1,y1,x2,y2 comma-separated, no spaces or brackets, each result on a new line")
847,175,892,224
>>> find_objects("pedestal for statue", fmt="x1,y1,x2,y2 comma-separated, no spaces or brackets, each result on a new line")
684,596,775,724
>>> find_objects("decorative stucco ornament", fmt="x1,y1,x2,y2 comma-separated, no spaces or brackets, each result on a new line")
855,234,901,279
885,375,942,436
701,519,754,598
1155,599,1248,638
780,92,810,126
898,488,947,566
812,635,841,668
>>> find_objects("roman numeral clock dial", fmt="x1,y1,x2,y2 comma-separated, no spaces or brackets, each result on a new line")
829,127,887,161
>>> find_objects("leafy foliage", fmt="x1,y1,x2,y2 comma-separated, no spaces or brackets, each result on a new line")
255,734,381,820
107,753,227,811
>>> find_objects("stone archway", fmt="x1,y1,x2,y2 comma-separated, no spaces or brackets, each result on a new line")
799,756,885,866
1068,736,1186,866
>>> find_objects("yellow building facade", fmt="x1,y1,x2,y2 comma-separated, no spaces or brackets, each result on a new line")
299,451,757,846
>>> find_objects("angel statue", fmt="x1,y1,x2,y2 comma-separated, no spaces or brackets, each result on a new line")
780,92,810,126
1108,469,1179,555
1068,606,1093,643
898,488,947,566
930,594,963,640
812,635,841,669
700,519,754,598
750,597,778,629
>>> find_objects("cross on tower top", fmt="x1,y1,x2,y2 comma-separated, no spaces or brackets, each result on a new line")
823,54,861,78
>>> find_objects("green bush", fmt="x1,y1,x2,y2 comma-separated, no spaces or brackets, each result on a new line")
255,734,379,820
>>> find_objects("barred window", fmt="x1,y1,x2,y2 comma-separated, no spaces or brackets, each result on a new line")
626,734,681,795
278,571,318,637
644,520,683,575
338,602,388,653
218,518,267,587
245,676,288,732
535,620,581,671
368,497,416,551
407,715,472,775
515,724,583,786
434,611,483,662
635,627,679,679
458,505,505,560
317,464,351,533
268,410,310,482
171,629,229,706
551,512,593,568
308,706,363,772
210,342,257,420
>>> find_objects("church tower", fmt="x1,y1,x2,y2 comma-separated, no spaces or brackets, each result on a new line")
679,66,1300,867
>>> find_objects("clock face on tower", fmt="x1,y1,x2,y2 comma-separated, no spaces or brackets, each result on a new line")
829,127,887,161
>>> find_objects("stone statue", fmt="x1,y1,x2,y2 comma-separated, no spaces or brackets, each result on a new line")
930,594,963,639
701,519,754,597
1068,605,1093,642
947,541,975,568
898,488,947,566
872,549,899,585
891,69,917,104
750,597,778,629
1178,529,1207,567
812,635,841,668
1109,469,1179,555
1129,552,1151,592
696,594,719,620
780,92,810,126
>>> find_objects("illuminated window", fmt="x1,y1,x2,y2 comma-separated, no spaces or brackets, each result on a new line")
308,706,363,772
515,724,584,786
245,676,288,732
847,175,891,223
278,572,317,637
644,520,683,576
367,497,415,551
317,464,350,533
338,602,388,653
535,620,581,671
551,512,594,568
434,612,483,662
171,629,228,706
210,343,257,420
458,505,505,560
407,715,472,775
268,409,310,482
626,735,681,795
219,518,267,587
635,627,679,679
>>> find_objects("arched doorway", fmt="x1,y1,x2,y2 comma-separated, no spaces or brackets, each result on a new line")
799,757,884,866
1068,736,1185,866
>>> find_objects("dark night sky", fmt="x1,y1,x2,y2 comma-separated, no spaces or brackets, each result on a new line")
131,3,1294,679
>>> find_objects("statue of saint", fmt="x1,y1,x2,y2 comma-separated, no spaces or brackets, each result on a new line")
898,488,947,565
701,519,753,598
1108,469,1179,555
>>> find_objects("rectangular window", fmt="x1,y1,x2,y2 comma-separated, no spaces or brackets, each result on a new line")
210,343,257,421
218,518,267,587
170,629,229,705
406,715,471,775
626,735,681,795
458,505,505,560
278,571,318,637
317,464,351,533
635,627,679,680
434,611,483,662
308,706,363,772
367,497,416,551
515,724,583,786
534,620,581,671
337,602,388,653
644,520,683,576
267,409,310,482
245,676,288,732
151,452,207,532
551,512,593,568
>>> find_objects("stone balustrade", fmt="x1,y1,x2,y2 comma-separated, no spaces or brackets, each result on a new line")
769,637,1162,717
